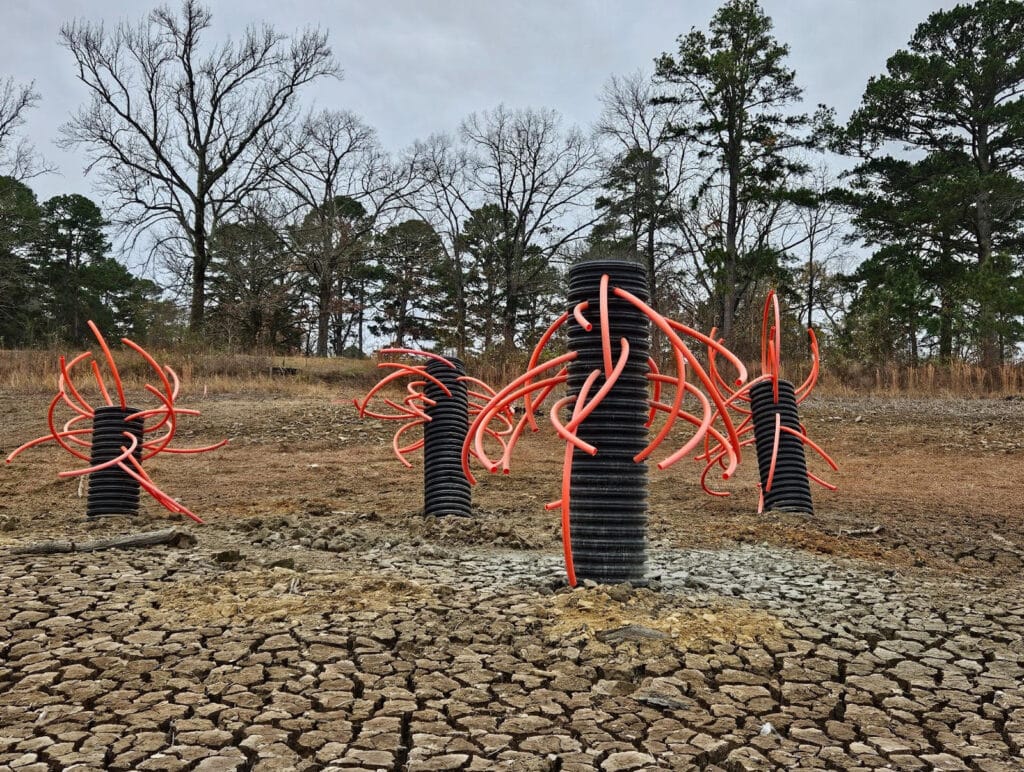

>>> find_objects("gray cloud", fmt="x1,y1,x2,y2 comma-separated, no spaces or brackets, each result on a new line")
1,0,955,202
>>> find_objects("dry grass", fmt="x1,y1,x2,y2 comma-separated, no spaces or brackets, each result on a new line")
0,348,380,397
2,346,1021,399
822,361,1024,397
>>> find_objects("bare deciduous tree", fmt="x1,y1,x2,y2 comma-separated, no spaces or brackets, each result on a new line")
596,71,695,313
271,109,418,355
461,105,600,351
0,77,51,180
59,0,339,331
405,132,476,355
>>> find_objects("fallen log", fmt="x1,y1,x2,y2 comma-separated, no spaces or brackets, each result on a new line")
10,527,196,555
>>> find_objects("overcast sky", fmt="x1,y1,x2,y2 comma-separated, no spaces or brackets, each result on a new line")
4,0,955,204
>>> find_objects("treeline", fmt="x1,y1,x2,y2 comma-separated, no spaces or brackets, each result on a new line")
0,0,1021,367
0,177,170,347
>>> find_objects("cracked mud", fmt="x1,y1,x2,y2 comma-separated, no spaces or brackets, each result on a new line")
1,391,1023,770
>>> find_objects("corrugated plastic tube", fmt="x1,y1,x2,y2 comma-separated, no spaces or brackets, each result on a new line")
749,379,814,514
423,357,473,517
566,260,651,585
86,406,145,517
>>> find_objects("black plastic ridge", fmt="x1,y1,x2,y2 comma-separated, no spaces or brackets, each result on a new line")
749,379,814,514
566,260,651,585
86,405,144,518
423,357,472,517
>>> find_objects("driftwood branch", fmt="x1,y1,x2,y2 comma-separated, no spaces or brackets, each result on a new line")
11,527,196,555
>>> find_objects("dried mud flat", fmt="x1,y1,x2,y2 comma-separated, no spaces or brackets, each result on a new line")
1,388,1024,771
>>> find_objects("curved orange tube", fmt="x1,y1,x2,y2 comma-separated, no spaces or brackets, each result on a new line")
635,337,687,463
90,360,113,407
563,338,630,435
58,432,138,478
137,383,178,460
599,274,614,378
47,393,90,462
761,290,780,376
122,336,175,426
121,454,203,523
796,328,820,403
392,419,425,467
613,287,742,477
666,319,748,386
376,362,453,399
560,363,598,588
550,368,602,456
523,311,571,431
463,352,577,481
5,428,93,463
573,300,592,331
470,366,576,477
778,424,839,471
498,370,568,472
645,357,662,428
157,439,230,454
647,381,715,471
88,321,126,409
357,367,428,415
808,471,838,490
59,353,96,417
766,414,782,492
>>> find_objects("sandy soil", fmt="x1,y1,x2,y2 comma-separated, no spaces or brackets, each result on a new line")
4,387,1023,576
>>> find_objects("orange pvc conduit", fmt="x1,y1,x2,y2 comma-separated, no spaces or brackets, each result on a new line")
88,321,126,409
522,311,571,432
613,287,742,479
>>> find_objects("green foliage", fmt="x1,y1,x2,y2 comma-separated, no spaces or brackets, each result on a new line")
655,0,818,338
454,204,560,353
0,176,43,345
0,179,172,347
207,216,302,352
288,196,373,356
842,0,1024,365
371,219,445,347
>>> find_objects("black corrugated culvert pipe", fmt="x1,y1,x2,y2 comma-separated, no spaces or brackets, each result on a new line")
566,259,651,585
87,405,145,518
749,379,813,514
423,357,473,517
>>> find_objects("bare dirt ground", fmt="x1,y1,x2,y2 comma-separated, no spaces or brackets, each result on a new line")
1,382,1024,771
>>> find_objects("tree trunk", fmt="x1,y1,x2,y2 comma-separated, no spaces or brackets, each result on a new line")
357,281,365,355
316,285,330,357
908,315,918,365
646,222,658,314
502,250,518,354
721,139,740,343
975,129,999,368
189,202,209,332
938,247,954,362
450,247,468,358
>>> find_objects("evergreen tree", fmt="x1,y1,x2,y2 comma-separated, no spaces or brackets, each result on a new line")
208,217,300,351
655,0,818,340
288,196,372,356
0,176,42,345
844,0,1024,366
34,194,111,345
371,219,444,348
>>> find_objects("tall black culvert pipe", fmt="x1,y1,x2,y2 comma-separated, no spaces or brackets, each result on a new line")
87,405,145,518
566,260,651,585
423,357,473,517
749,379,813,514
